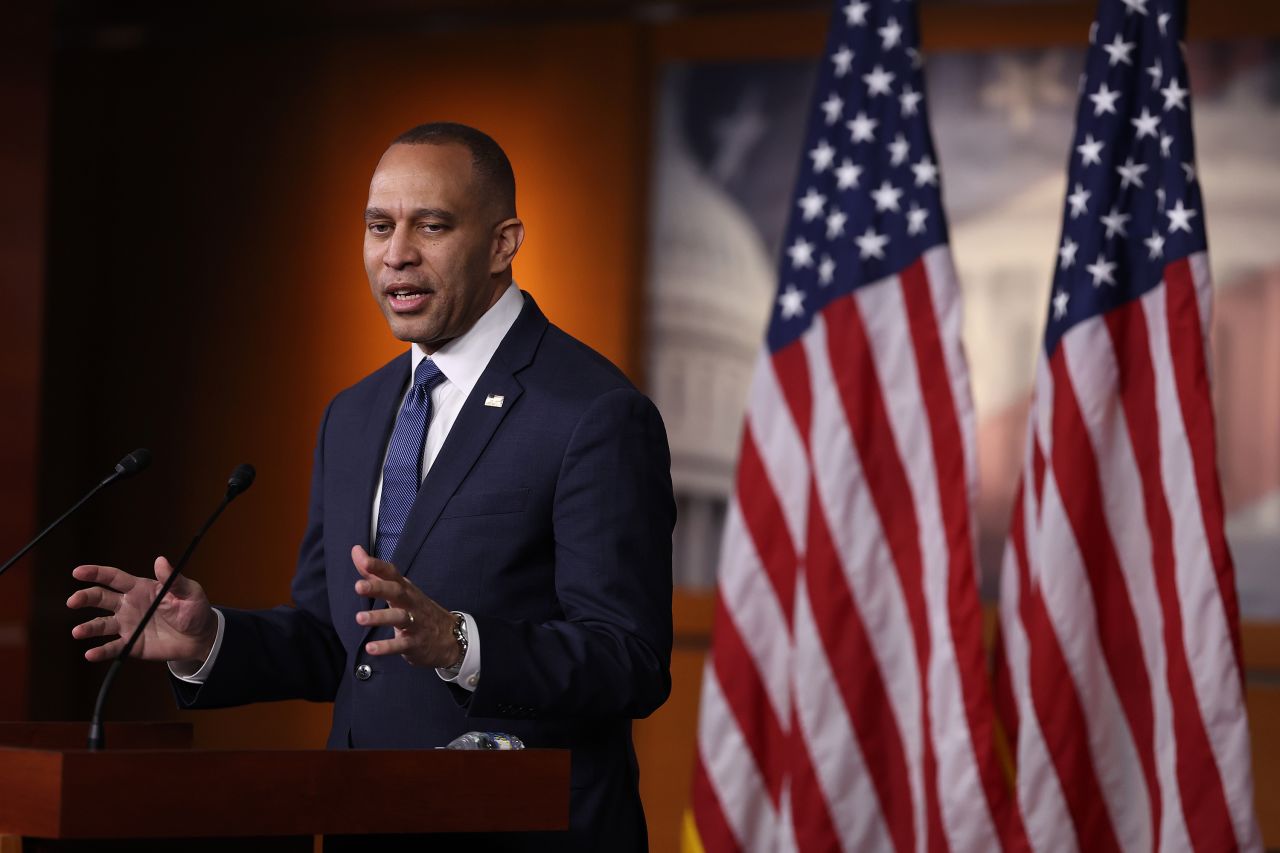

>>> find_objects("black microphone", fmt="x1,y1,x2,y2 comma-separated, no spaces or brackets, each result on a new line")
87,463,256,750
226,463,255,499
0,448,152,580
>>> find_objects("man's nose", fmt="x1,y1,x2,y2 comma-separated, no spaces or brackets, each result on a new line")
383,228,420,268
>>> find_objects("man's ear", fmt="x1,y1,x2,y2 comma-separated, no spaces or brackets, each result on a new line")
491,218,525,273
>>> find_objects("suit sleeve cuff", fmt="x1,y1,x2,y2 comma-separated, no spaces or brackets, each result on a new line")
168,608,225,684
436,611,480,692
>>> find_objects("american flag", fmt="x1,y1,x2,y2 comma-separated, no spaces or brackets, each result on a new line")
992,0,1261,850
689,1,1011,849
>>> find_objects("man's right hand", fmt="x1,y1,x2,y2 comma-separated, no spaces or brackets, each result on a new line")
67,557,218,668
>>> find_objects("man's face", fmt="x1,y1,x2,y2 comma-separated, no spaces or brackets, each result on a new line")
363,143,511,352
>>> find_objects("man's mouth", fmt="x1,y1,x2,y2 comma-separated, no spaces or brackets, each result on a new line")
384,285,432,313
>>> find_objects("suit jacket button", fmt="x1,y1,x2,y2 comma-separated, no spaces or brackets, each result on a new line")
355,664,372,681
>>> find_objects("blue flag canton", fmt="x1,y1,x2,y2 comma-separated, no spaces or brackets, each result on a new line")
766,0,948,353
1043,0,1206,354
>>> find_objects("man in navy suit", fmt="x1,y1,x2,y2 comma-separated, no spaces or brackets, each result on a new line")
67,122,675,850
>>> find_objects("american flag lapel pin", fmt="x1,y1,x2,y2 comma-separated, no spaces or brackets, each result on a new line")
484,394,505,408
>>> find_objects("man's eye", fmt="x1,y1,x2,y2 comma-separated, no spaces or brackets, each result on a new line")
422,223,446,234
368,223,392,235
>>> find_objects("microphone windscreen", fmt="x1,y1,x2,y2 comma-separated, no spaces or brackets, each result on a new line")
115,448,152,478
227,463,256,498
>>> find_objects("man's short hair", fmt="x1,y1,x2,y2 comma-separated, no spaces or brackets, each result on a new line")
392,122,516,217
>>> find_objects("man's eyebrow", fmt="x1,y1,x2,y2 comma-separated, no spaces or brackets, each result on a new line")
363,207,456,222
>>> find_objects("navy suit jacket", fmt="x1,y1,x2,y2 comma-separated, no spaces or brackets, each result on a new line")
176,294,675,850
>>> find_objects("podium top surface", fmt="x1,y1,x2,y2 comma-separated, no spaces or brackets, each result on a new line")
0,739,570,839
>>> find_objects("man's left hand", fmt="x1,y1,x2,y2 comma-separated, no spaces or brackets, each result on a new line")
351,545,461,669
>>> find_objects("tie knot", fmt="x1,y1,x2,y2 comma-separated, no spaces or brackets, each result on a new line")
414,358,445,391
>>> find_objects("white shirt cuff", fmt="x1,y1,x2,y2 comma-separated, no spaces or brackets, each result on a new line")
436,611,480,692
168,608,225,684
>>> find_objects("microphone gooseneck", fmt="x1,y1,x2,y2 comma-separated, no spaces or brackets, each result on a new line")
0,449,152,580
87,462,256,750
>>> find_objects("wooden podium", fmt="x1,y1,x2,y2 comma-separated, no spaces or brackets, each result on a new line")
0,723,570,851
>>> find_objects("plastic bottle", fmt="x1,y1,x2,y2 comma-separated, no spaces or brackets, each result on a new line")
445,731,526,750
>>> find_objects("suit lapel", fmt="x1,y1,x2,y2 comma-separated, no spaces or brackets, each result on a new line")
389,295,548,581
340,354,410,623
335,350,409,630
355,354,412,550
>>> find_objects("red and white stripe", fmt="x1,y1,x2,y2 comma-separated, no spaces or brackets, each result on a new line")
996,253,1261,852
693,245,1015,852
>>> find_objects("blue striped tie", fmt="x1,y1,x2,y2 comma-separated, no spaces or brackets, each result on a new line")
374,358,446,562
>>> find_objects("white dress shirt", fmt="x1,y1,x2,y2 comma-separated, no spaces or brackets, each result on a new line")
172,283,525,694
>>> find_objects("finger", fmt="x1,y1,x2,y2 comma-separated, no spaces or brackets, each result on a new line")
72,615,121,640
362,557,404,581
351,545,381,580
351,545,402,582
351,548,415,604
66,586,124,612
84,637,128,663
353,576,411,606
364,635,416,657
71,564,138,593
355,607,413,629
152,555,195,596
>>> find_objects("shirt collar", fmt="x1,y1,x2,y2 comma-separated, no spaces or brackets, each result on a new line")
410,282,524,397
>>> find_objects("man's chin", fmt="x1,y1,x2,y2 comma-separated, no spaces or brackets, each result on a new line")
382,310,429,340
383,317,446,353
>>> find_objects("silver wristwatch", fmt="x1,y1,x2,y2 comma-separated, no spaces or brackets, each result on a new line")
442,611,468,676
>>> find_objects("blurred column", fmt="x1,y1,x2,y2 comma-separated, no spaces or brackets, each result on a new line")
0,5,50,719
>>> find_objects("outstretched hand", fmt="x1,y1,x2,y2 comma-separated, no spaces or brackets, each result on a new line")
352,545,460,669
67,558,219,667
